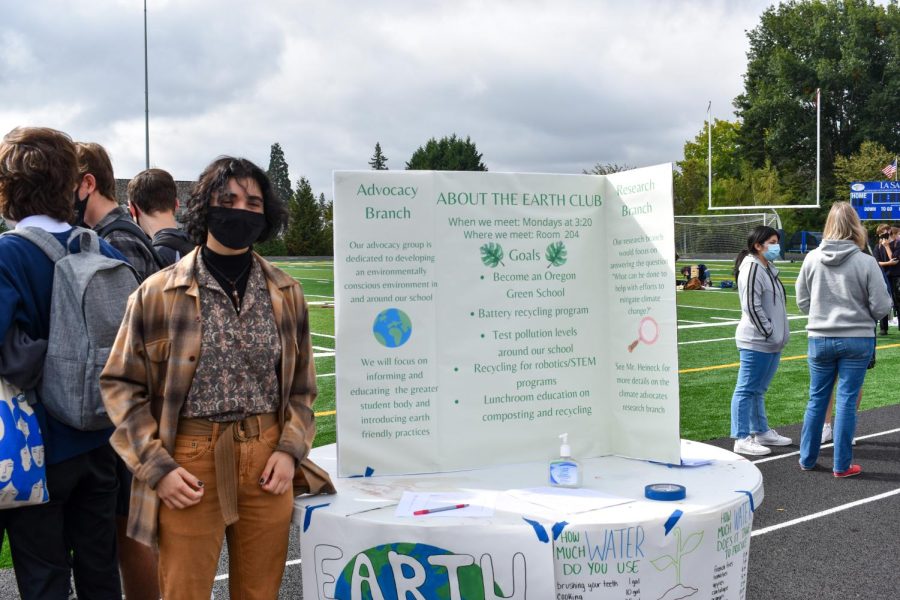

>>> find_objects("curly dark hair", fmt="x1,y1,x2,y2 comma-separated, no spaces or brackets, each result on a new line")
182,156,287,246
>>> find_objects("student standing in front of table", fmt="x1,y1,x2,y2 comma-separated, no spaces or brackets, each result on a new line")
796,202,892,477
729,226,792,456
101,156,334,599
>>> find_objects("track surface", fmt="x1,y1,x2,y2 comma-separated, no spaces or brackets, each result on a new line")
1,405,897,599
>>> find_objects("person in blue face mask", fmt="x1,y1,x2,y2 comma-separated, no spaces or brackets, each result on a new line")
729,226,792,456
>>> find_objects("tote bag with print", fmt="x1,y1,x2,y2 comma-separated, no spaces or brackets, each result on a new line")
0,378,48,508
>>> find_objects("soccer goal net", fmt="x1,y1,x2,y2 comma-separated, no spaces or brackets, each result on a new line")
674,213,779,260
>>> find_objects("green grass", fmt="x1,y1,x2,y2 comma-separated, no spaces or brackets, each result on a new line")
4,256,892,571
288,257,900,447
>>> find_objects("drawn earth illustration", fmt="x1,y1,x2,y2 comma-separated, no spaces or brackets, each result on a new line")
373,308,413,348
333,542,505,600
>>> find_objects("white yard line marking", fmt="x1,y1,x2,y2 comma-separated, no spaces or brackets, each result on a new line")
312,332,335,339
751,488,900,537
678,320,705,324
750,427,900,465
710,316,737,321
317,373,335,378
678,329,809,345
216,559,302,581
678,305,743,312
309,301,335,307
306,294,335,299
314,352,336,358
678,315,807,330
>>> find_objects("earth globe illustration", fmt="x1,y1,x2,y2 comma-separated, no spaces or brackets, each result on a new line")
373,308,412,348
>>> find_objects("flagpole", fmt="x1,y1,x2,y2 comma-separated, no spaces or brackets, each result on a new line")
707,100,712,209
816,88,821,206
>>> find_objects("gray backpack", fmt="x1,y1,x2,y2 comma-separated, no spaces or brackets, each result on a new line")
8,227,138,430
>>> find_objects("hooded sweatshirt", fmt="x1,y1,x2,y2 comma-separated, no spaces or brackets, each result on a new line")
735,254,790,353
796,239,893,338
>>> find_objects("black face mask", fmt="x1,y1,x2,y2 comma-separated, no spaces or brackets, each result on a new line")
72,190,89,227
207,206,266,250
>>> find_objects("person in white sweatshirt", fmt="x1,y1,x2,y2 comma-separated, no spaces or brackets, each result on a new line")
796,202,892,478
730,226,792,456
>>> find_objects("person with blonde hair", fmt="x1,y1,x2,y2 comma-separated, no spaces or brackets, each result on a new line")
796,202,892,477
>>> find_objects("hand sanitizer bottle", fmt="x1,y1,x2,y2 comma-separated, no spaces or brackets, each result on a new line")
549,433,581,488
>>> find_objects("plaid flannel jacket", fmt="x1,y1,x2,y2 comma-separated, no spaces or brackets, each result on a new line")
100,247,320,547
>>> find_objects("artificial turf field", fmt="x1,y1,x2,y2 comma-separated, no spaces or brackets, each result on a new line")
277,257,900,448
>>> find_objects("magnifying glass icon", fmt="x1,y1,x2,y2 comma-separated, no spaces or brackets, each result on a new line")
628,316,659,352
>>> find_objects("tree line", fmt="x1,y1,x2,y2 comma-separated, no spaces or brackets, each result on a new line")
675,0,900,234
257,135,486,256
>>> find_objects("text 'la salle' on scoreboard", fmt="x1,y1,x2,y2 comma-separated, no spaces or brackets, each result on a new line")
851,181,900,220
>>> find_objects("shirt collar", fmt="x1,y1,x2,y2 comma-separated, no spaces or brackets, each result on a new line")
15,215,71,233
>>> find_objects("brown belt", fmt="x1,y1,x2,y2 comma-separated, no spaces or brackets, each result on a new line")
177,412,279,526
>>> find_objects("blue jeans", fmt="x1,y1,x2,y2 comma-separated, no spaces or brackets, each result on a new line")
800,337,874,472
730,349,781,439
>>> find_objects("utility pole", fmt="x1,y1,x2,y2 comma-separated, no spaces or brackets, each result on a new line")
144,0,150,169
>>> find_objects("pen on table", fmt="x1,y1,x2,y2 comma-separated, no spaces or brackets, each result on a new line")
413,504,469,516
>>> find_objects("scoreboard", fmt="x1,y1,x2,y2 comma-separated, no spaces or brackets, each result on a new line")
850,181,900,220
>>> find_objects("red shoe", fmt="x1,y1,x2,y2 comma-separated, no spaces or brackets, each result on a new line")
834,464,861,478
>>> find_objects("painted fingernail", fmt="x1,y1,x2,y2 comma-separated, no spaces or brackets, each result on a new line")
197,481,204,488
259,478,266,485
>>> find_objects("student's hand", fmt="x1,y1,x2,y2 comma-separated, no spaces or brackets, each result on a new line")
260,450,295,496
157,467,204,509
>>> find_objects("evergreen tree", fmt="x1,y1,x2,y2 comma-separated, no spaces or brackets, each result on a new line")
317,192,334,256
267,143,292,204
256,142,292,256
284,177,322,256
369,142,389,170
406,134,487,171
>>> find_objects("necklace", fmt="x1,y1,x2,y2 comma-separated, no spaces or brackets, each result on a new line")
203,255,253,312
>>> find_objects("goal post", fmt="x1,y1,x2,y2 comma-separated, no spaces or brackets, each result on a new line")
674,213,780,260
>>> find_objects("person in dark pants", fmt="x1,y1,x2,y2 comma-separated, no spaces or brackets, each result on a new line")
74,141,161,600
0,127,124,599
872,223,900,334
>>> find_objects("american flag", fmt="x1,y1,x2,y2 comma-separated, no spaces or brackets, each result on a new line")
884,159,898,179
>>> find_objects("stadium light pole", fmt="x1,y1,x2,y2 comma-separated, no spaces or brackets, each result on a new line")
707,101,712,209
144,0,150,169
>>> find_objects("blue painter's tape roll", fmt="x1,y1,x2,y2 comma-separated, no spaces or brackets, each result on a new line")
645,483,686,501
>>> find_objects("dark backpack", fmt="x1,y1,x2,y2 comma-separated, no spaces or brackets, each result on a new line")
6,227,139,430
152,229,196,266
97,218,166,270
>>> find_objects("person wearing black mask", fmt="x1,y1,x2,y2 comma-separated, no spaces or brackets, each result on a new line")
100,156,333,599
873,223,900,334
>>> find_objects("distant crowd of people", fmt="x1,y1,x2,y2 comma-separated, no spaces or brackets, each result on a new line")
728,203,892,479
0,126,332,599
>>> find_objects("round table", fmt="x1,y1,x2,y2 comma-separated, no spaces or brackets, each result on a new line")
295,440,763,600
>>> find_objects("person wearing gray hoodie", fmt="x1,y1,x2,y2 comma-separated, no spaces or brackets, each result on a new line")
730,226,793,456
796,202,892,478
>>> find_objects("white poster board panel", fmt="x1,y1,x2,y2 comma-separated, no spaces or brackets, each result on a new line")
333,168,679,476
602,166,680,463
553,498,754,600
301,509,556,600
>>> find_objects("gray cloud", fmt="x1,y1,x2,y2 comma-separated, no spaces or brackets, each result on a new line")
0,0,770,193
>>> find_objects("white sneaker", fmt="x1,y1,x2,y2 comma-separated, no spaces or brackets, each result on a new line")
821,422,833,443
734,435,772,456
755,429,792,446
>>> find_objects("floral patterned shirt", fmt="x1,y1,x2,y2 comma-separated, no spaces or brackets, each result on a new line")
182,255,281,421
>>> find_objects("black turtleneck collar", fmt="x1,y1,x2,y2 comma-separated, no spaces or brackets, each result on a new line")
201,245,253,308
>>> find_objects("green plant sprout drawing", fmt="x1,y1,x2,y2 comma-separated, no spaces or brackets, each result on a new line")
545,241,567,268
651,527,703,600
480,242,505,267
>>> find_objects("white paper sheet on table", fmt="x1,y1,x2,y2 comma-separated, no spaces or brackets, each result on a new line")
506,487,634,515
395,491,497,518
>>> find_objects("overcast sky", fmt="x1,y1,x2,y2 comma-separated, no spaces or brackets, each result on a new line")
1,0,774,196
